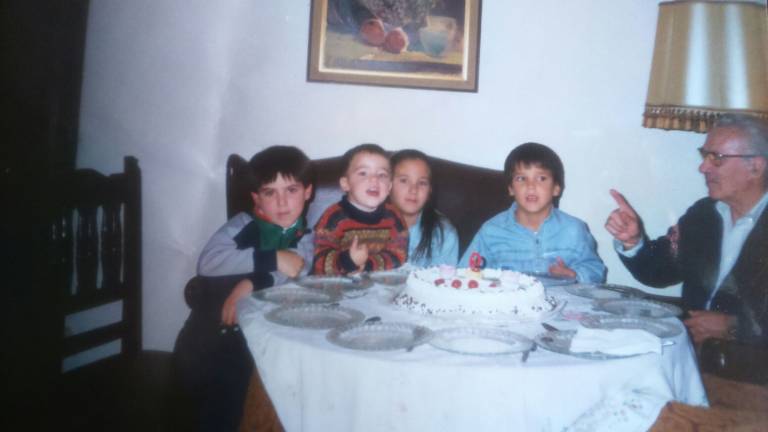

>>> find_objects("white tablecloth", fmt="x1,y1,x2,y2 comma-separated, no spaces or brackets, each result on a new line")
238,283,708,432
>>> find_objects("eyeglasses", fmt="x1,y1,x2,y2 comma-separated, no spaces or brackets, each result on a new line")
697,147,761,167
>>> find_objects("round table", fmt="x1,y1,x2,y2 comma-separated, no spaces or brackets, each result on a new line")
238,281,708,431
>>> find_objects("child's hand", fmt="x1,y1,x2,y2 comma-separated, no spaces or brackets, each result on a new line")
548,257,576,280
277,250,305,278
349,235,369,269
221,278,254,325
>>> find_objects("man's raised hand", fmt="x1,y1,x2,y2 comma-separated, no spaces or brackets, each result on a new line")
605,189,642,250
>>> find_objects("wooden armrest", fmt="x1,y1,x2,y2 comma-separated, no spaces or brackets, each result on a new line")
183,274,253,312
702,373,768,411
239,371,283,432
651,374,768,429
649,401,768,431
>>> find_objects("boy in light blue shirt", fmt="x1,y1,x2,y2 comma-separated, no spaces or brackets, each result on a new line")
460,143,606,283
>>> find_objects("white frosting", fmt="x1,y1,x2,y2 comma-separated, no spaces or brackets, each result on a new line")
393,267,553,318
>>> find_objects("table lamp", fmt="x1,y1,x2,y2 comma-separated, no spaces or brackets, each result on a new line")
643,0,768,133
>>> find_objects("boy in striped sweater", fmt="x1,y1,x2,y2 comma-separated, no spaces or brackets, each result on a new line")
313,143,408,275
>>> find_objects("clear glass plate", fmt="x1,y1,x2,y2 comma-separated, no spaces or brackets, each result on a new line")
534,330,636,360
430,327,533,356
326,322,433,351
297,275,374,292
596,298,683,319
524,273,577,287
253,286,341,305
264,304,364,329
565,284,645,300
368,270,409,286
579,316,682,339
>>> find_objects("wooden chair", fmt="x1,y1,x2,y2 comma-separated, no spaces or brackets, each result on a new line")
650,373,768,430
650,334,768,429
49,157,172,431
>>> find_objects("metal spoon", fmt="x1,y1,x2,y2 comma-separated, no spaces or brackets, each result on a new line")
541,322,560,332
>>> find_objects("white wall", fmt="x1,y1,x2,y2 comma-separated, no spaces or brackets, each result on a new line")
78,0,706,351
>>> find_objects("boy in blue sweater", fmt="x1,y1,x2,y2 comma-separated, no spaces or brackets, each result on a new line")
175,145,314,431
197,146,314,323
460,143,606,283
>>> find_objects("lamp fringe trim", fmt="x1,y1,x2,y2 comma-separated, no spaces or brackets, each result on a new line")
643,105,768,133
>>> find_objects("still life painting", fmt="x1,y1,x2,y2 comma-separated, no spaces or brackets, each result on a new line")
308,0,481,92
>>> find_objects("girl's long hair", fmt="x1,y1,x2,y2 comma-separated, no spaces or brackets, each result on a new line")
390,149,444,263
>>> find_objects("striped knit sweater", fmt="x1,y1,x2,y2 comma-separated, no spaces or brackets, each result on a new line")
312,196,408,275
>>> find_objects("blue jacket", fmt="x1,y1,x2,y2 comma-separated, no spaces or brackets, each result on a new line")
459,204,606,283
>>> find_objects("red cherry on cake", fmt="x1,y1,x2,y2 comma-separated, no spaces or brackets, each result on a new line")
468,280,479,289
434,278,445,286
451,279,462,288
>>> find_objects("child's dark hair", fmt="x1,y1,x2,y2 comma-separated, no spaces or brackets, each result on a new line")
341,143,389,174
248,146,313,192
504,142,565,207
390,149,444,263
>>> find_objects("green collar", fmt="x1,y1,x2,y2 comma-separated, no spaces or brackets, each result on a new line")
253,216,306,250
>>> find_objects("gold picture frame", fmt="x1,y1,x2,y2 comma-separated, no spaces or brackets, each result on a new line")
307,0,481,92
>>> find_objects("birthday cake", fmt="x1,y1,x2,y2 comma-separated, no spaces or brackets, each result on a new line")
393,265,555,319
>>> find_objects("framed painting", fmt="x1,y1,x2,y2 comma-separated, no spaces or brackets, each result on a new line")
307,0,481,92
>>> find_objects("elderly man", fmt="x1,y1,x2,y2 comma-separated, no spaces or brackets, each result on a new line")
606,114,768,346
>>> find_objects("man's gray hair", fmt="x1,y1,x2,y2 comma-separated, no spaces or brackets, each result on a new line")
712,114,768,156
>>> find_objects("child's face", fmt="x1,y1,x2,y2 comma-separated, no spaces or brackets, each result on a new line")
390,158,431,219
251,173,313,228
340,151,392,211
508,163,561,218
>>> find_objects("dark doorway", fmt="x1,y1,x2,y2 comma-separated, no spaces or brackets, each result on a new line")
1,1,90,429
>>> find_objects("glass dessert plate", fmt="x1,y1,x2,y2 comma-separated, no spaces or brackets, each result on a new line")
565,284,645,300
297,275,374,292
254,285,342,305
535,330,638,360
595,298,683,319
579,315,682,338
368,269,409,286
326,322,432,351
429,327,534,356
264,304,364,330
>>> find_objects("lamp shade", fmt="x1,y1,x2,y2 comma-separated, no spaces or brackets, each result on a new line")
643,0,768,133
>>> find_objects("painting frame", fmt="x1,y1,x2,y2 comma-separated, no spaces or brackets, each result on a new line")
307,0,481,92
